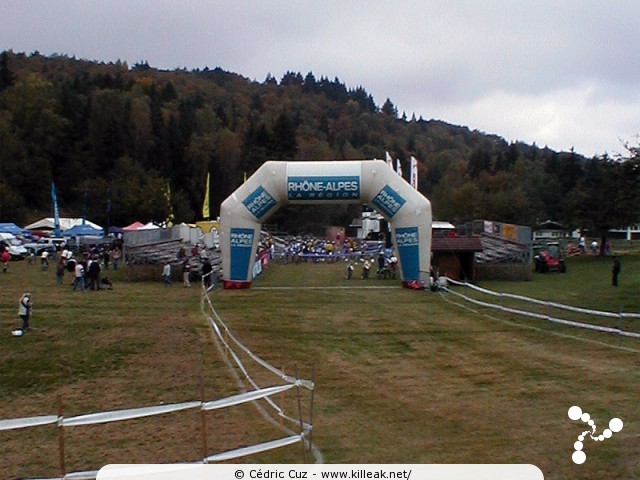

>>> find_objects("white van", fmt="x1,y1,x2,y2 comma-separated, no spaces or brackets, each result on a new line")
0,232,28,259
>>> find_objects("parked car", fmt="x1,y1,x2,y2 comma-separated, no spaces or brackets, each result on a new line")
23,237,67,255
0,232,28,259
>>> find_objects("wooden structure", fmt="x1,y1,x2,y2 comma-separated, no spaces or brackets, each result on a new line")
431,236,483,282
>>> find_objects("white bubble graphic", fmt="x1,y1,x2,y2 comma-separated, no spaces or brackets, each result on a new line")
609,418,623,433
572,450,586,464
568,406,582,420
568,405,623,464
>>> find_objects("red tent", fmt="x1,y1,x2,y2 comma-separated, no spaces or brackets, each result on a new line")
123,221,145,232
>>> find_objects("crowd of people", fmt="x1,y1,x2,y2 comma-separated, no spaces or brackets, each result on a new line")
41,243,121,292
272,234,386,264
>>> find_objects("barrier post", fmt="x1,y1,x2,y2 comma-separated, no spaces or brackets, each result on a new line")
294,365,307,463
200,376,209,462
57,394,66,477
280,367,285,430
308,365,316,454
618,306,623,347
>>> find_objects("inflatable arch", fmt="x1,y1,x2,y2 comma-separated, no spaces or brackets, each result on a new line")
219,160,432,289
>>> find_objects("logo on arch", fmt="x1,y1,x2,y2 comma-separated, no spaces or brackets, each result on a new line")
372,185,406,218
243,186,277,219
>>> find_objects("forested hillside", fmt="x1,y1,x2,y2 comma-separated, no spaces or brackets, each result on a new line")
1,50,638,236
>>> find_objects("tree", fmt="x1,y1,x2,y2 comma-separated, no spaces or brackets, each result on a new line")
381,98,397,117
570,154,640,254
0,51,15,91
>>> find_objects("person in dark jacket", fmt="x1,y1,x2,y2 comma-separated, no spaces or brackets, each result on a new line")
612,256,621,286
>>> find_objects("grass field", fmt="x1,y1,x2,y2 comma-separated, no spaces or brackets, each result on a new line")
1,253,639,479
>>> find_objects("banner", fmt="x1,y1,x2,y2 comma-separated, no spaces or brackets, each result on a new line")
51,182,61,236
202,172,210,220
371,185,406,219
395,226,420,281
229,228,255,280
286,162,360,201
410,156,418,190
396,158,403,177
243,186,278,220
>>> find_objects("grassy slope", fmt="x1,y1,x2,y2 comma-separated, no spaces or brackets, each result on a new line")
1,255,639,479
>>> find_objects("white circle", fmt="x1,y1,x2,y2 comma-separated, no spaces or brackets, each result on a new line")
578,435,584,441
609,418,623,433
603,429,612,438
581,413,590,422
574,441,583,451
598,435,604,441
588,420,594,426
572,450,586,464
568,406,582,420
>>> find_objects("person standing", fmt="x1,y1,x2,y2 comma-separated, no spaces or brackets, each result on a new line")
18,292,33,332
361,258,371,279
182,260,191,287
56,257,66,285
73,261,86,292
612,256,621,287
201,257,213,289
1,248,10,273
111,247,121,270
162,262,172,287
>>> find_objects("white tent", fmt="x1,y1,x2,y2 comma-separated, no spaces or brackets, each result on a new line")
138,222,160,230
24,217,103,232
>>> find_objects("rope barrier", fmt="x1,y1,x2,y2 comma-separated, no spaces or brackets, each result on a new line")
443,278,640,340
2,274,318,479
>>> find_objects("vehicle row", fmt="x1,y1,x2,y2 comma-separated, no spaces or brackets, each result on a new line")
0,233,67,259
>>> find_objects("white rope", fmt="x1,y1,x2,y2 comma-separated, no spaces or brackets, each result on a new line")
0,415,58,431
62,401,201,427
204,434,303,462
203,296,312,429
443,285,640,339
202,384,295,411
446,277,640,319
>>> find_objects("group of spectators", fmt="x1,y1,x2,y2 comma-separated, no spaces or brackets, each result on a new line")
272,234,384,264
48,244,121,292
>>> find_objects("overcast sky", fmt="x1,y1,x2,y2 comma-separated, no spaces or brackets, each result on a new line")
2,0,640,158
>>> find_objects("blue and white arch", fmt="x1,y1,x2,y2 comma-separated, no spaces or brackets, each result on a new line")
219,160,432,288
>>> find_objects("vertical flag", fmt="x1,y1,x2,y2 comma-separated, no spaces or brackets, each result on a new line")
165,181,175,227
202,172,210,220
410,156,418,190
51,182,61,236
396,158,403,178
385,151,393,169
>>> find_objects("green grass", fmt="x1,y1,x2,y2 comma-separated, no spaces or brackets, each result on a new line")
1,256,640,479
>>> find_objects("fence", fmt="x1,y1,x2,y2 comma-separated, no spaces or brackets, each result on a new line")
1,275,317,479
442,277,640,344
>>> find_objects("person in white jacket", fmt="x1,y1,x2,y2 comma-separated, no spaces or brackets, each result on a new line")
18,292,32,332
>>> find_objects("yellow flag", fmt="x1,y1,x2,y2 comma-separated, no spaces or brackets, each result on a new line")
202,172,210,220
